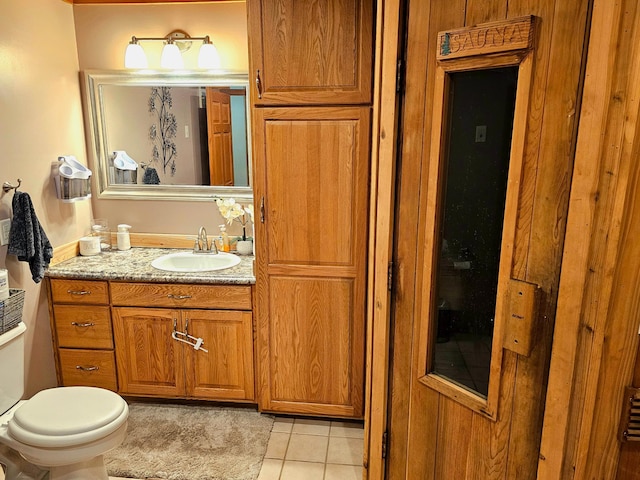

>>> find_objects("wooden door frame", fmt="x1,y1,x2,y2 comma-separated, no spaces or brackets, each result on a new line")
366,0,640,479
364,0,403,478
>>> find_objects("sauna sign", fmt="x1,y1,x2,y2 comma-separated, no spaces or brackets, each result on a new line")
437,16,534,60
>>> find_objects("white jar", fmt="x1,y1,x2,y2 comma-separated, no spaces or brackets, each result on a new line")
79,236,101,256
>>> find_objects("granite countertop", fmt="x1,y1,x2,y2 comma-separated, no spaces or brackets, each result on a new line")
45,247,255,285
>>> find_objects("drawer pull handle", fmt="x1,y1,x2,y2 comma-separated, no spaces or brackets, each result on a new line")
167,294,192,300
67,290,90,296
71,322,95,328
76,365,99,372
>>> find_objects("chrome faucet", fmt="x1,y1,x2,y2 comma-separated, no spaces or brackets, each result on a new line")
194,226,218,254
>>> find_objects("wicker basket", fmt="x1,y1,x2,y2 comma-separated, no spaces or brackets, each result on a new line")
0,289,25,335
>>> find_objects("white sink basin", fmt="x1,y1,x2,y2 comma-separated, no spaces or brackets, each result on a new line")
151,251,241,272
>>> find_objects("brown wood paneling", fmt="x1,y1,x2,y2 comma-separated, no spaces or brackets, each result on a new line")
538,0,640,479
184,309,255,401
265,276,361,417
501,0,590,478
434,398,473,479
465,0,507,26
397,2,467,479
247,0,373,106
53,305,113,349
112,307,186,397
58,349,117,391
390,1,591,479
50,279,109,305
110,282,252,310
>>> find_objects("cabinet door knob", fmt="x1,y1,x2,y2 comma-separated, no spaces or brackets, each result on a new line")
167,294,192,300
256,69,263,99
260,196,265,223
71,322,95,327
76,365,99,372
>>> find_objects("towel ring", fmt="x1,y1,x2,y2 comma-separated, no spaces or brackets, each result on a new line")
2,179,22,193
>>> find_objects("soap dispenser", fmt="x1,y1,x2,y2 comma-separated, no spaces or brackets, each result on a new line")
116,224,132,251
219,224,230,252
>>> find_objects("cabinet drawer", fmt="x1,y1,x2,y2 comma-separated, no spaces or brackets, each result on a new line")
58,349,117,391
111,282,252,310
50,279,109,305
53,305,113,349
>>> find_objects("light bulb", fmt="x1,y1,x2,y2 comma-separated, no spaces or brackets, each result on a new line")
124,42,148,69
198,42,221,69
160,43,184,69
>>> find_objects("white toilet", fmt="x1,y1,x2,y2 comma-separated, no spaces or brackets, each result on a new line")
0,322,129,480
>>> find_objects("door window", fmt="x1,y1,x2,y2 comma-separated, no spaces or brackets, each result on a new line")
432,67,518,397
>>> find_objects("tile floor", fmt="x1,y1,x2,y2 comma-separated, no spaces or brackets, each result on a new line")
258,417,364,480
109,416,364,480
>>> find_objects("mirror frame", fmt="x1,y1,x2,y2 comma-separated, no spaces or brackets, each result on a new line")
83,69,253,202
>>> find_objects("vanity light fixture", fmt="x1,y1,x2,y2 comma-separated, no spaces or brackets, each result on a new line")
124,30,221,70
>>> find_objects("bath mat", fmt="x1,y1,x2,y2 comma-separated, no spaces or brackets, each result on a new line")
104,402,274,480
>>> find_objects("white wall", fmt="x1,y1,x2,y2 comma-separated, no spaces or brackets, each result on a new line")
0,0,92,395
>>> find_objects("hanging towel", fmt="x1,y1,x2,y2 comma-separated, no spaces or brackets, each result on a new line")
7,191,53,283
142,167,160,185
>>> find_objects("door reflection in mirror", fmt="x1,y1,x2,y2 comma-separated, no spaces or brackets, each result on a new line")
101,84,249,188
432,66,518,397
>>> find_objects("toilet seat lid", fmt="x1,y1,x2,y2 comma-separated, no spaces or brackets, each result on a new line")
8,387,128,447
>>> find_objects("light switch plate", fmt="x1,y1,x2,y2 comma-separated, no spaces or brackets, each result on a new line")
475,125,487,142
0,219,11,246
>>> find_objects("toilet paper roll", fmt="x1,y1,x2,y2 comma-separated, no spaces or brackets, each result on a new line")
0,269,9,302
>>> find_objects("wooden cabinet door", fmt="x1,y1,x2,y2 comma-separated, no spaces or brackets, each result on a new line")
112,307,186,397
184,309,255,401
247,0,374,106
253,106,370,417
206,88,235,186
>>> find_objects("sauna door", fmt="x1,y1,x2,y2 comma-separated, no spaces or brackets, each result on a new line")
387,2,590,479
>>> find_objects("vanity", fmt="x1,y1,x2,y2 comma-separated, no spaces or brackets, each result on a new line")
46,248,256,403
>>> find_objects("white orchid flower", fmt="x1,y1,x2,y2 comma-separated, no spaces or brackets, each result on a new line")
244,205,254,223
216,197,246,225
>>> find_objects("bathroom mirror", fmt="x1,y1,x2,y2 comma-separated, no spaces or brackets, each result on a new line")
83,70,252,201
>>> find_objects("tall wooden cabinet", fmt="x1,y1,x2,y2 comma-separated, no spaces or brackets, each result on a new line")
248,0,374,418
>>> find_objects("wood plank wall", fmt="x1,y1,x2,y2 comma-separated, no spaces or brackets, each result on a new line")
538,0,640,478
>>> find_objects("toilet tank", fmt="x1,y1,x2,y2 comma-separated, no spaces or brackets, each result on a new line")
0,322,26,415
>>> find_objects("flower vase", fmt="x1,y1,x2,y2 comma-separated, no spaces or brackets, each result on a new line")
236,240,253,255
